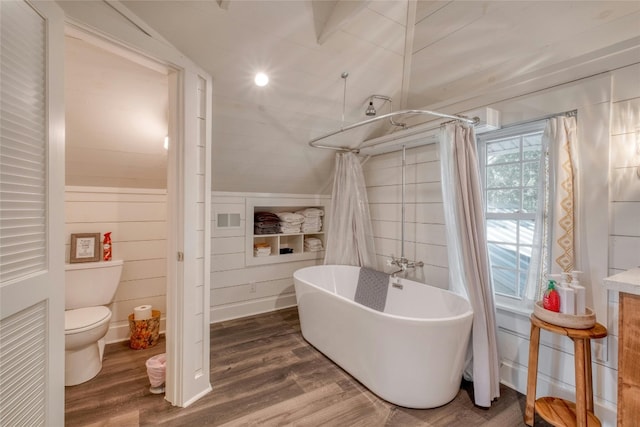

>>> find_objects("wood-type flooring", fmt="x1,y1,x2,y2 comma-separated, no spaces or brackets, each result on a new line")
65,307,551,426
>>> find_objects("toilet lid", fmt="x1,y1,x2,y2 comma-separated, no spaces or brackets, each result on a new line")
65,306,111,332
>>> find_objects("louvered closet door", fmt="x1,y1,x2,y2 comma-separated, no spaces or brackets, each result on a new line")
0,1,65,425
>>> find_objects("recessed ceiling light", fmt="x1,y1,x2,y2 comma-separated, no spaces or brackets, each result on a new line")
254,72,269,87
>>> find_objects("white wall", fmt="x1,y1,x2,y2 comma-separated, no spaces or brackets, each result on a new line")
211,192,330,322
64,188,330,339
65,186,167,343
65,35,168,189
363,143,449,288
363,65,640,425
609,63,640,276
606,62,640,421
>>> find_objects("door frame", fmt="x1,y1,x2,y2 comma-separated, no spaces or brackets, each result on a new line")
61,4,212,406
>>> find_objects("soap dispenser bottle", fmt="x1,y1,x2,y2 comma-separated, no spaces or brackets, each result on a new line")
570,270,586,315
556,272,575,315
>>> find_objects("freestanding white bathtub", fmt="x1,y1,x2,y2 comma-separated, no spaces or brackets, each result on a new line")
293,264,473,409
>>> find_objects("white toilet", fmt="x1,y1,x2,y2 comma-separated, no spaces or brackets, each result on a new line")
65,259,123,386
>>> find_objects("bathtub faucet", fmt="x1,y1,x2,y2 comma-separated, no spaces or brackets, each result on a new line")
388,256,424,276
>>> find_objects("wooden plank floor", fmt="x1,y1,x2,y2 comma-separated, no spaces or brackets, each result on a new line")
65,308,551,426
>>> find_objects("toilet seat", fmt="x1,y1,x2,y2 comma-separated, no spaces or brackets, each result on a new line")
65,306,111,334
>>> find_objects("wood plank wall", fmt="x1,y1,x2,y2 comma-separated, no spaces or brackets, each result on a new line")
362,65,640,426
64,186,167,343
609,63,640,275
606,63,640,421
362,143,449,288
210,192,329,322
64,189,329,341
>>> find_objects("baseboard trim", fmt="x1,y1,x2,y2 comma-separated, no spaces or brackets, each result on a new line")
210,294,297,323
105,317,166,345
500,360,617,427
181,384,213,408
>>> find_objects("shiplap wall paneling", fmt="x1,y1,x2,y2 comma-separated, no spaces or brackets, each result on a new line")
494,72,618,422
65,187,167,342
361,70,634,424
364,143,449,288
494,73,617,423
366,150,417,275
211,192,330,322
605,64,640,422
610,63,640,277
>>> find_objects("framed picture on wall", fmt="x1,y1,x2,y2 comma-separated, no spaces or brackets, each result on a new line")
70,233,101,263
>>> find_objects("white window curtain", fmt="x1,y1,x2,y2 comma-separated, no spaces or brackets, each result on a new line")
525,115,578,301
440,122,500,408
324,152,377,268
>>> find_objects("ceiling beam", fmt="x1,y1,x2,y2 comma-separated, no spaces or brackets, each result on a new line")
317,0,371,45
400,0,417,110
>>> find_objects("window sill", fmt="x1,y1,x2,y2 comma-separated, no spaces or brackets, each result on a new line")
495,300,535,337
495,299,533,319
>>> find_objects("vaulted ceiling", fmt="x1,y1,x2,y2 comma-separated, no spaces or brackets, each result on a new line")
62,0,640,193
65,35,169,188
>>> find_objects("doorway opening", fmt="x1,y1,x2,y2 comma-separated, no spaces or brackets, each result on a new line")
63,26,176,402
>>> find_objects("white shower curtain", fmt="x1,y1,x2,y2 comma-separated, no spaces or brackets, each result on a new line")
324,152,377,268
440,122,500,408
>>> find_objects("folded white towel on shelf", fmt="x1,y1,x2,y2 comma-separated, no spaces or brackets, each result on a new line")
254,243,272,257
280,224,301,234
303,226,321,232
301,218,321,226
276,212,305,223
296,208,324,217
300,214,322,233
304,237,323,252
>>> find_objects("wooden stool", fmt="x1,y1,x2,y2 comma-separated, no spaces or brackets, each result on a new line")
524,314,607,427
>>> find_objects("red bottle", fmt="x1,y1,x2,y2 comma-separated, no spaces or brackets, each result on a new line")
103,232,112,261
542,280,560,312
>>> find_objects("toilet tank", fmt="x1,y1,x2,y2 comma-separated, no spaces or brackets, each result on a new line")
65,260,124,310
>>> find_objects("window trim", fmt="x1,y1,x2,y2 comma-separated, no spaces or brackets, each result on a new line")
478,120,548,308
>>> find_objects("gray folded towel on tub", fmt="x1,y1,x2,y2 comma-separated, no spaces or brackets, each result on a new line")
355,267,390,312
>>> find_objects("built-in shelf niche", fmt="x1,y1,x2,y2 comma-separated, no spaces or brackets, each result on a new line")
245,196,329,266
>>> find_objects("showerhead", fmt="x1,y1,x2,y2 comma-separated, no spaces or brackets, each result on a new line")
365,101,376,116
365,95,392,116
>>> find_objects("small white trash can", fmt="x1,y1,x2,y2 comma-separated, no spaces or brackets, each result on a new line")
145,353,166,394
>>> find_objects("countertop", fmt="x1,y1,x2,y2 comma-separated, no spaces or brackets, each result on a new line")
603,267,640,296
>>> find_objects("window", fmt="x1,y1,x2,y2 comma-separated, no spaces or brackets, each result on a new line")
478,121,548,303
